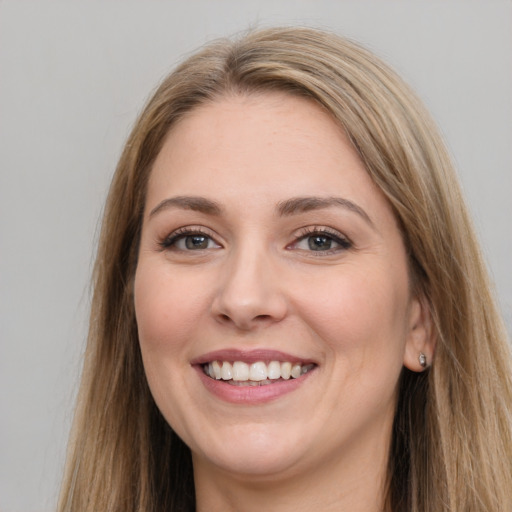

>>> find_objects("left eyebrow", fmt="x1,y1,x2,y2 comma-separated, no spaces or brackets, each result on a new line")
277,196,374,228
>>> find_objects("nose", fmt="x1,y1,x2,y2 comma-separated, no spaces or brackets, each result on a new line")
211,244,288,331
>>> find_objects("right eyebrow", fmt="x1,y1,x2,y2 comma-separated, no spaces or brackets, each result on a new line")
149,196,223,218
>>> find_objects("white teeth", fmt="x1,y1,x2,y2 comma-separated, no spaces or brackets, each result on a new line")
204,360,315,382
232,361,249,381
249,362,267,381
267,361,281,380
291,363,302,379
280,362,292,380
221,361,232,380
212,360,222,379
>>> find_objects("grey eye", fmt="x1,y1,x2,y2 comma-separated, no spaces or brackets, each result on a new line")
185,235,210,250
169,234,220,251
308,235,334,251
293,230,351,253
161,229,222,252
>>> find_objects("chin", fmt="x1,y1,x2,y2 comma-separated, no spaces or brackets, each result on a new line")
189,423,309,479
194,450,304,481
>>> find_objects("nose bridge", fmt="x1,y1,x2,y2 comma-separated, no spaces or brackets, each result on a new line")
212,237,286,329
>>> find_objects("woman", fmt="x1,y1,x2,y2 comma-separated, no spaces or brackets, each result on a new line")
58,27,512,511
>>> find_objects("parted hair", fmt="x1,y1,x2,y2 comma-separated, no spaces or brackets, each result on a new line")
58,27,512,512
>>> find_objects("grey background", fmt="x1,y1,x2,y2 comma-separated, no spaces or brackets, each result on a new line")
1,1,510,511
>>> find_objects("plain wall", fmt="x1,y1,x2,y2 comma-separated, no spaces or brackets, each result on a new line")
0,1,510,511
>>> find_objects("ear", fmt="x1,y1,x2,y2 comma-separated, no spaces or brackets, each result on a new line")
403,295,436,372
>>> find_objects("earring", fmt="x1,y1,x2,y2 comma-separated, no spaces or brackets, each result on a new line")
419,352,427,368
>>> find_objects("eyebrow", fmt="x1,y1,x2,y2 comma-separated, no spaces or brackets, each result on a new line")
149,194,373,227
149,196,223,217
277,196,374,227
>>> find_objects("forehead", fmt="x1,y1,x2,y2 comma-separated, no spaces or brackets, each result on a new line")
159,92,349,164
146,92,392,221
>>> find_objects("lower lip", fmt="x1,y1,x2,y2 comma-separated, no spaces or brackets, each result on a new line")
194,366,315,404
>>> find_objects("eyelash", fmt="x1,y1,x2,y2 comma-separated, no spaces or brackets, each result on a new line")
159,226,219,250
158,226,352,254
292,226,352,254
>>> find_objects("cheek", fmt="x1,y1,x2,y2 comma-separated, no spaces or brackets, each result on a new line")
291,263,410,360
134,262,206,355
133,262,207,433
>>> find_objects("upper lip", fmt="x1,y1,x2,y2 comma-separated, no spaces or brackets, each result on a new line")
190,349,317,366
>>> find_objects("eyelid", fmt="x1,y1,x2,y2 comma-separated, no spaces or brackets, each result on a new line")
157,224,351,254
289,226,352,253
295,225,351,242
159,225,222,250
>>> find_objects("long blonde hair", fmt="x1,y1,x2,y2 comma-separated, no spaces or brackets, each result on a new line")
58,27,512,511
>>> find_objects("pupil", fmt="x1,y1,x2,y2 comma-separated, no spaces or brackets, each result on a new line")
308,235,332,251
186,235,208,250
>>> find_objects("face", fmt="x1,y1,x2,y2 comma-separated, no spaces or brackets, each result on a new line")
134,93,427,484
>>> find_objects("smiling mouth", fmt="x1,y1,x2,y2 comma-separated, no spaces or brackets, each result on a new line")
203,360,316,386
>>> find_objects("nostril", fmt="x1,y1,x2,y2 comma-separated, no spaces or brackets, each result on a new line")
215,312,274,329
211,286,288,329
255,314,272,322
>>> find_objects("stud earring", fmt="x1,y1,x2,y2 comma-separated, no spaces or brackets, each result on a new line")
419,352,427,368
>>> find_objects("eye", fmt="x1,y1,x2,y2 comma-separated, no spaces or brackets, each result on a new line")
291,228,352,254
176,234,217,250
160,228,221,251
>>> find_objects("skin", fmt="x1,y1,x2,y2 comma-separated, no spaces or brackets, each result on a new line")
134,93,433,512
